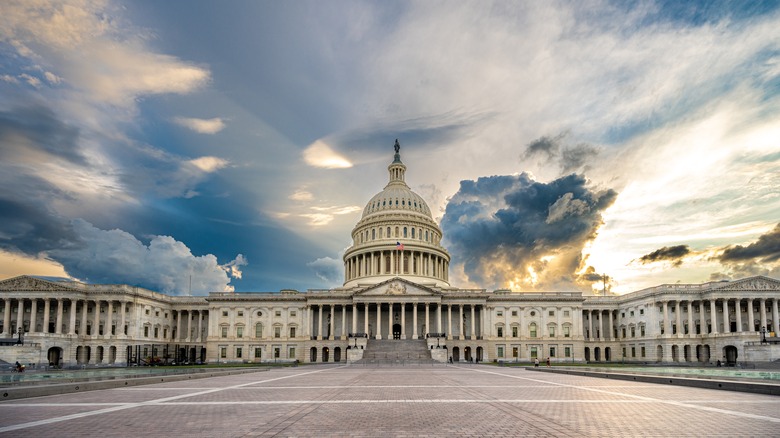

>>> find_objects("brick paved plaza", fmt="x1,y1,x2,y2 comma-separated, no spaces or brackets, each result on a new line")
1,364,778,437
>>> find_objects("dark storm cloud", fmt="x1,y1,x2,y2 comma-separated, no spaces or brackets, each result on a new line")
638,245,691,267
719,223,780,263
0,198,80,254
522,134,601,174
441,172,617,289
0,105,86,165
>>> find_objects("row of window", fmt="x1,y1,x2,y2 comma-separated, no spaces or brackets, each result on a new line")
496,344,574,359
357,225,440,245
219,345,295,360
220,309,297,318
496,309,571,317
220,323,297,339
496,324,572,338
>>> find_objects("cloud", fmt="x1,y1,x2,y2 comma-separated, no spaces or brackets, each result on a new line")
441,172,617,290
637,245,692,267
718,223,780,263
523,134,602,175
290,189,314,201
188,156,230,173
302,140,353,169
46,219,244,295
307,256,342,285
173,117,226,134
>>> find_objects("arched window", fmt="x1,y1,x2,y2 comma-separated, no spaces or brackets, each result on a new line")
395,227,399,237
529,323,537,338
403,227,407,237
372,229,376,240
255,323,263,338
387,227,391,237
411,228,415,239
425,230,429,241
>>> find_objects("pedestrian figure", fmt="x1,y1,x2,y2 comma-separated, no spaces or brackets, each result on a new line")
534,358,539,367
546,357,551,367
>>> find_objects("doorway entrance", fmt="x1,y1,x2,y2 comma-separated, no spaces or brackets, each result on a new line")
393,324,401,339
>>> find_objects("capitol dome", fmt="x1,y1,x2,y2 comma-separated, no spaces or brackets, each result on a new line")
343,140,450,288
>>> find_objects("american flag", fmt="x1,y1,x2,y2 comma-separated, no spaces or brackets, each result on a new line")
396,241,404,251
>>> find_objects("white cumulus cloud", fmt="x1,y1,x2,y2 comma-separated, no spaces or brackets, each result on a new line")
173,117,226,134
302,140,353,169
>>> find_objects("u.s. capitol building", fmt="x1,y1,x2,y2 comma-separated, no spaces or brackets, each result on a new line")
2,145,779,367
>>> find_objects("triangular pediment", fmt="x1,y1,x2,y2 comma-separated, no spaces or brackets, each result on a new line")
711,276,780,292
0,275,79,292
353,277,442,297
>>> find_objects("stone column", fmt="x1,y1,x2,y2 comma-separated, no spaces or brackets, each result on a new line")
94,300,102,336
437,304,442,333
735,300,742,332
760,299,768,331
698,301,706,335
2,299,11,336
710,300,718,334
16,299,24,333
587,310,593,340
447,305,452,340
608,310,614,340
387,302,393,338
748,299,755,332
119,302,126,336
42,299,51,334
687,301,694,335
364,303,369,335
339,305,345,340
68,300,76,335
401,302,406,339
186,311,192,341
352,303,358,334
106,301,113,337
376,303,382,339
675,301,683,336
413,303,418,339
29,299,38,333
459,304,464,338
723,300,730,334
772,299,780,335
317,305,323,340
662,301,670,336
175,310,181,341
425,303,430,336
470,305,476,339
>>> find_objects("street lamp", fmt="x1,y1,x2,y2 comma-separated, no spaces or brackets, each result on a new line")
16,327,23,345
761,326,767,344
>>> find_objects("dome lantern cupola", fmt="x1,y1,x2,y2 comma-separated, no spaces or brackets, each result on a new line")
342,140,450,288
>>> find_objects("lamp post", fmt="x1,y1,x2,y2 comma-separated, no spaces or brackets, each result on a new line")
761,326,767,344
16,327,23,345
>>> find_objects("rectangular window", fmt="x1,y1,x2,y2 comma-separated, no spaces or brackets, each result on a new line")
512,326,518,337
511,310,517,316
274,347,281,358
255,325,263,337
289,327,296,338
622,347,626,357
641,326,645,336
221,326,228,338
564,346,571,358
112,325,117,335
236,347,243,358
631,327,635,337
497,345,504,358
549,346,556,357
497,327,504,337
496,311,503,317
641,346,646,357
220,347,227,358
237,311,244,317
222,311,228,317
237,327,244,338
631,347,636,358
549,326,555,337
163,328,167,338
290,311,297,317
154,327,159,338
640,309,644,315
99,324,104,335
512,346,518,358
254,347,262,358
630,310,634,317
564,326,570,338
530,346,538,358
622,328,626,338
564,310,570,317
288,346,296,359
530,326,537,337
275,311,281,317
144,309,149,315
144,326,149,337
155,311,159,317
548,310,554,317
274,327,281,338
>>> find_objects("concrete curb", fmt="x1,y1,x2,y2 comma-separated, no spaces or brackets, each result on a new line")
0,368,269,401
526,367,780,396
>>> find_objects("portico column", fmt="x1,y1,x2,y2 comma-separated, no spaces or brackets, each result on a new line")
2,299,11,336
425,303,430,336
186,310,192,341
459,304,464,338
364,303,369,335
16,299,24,333
747,299,755,331
93,300,101,336
723,300,730,334
401,302,406,339
661,301,669,336
352,303,357,334
710,300,718,334
340,305,346,340
42,299,51,333
735,300,742,332
698,301,706,335
687,301,694,335
106,300,113,337
388,302,393,338
470,305,476,339
773,299,780,335
119,302,126,336
67,300,76,334
608,310,614,340
587,310,593,340
175,310,181,340
447,305,452,340
760,299,767,331
413,303,418,339
675,301,683,336
29,299,38,333
376,303,382,339
437,304,442,333
317,305,323,340
329,304,335,339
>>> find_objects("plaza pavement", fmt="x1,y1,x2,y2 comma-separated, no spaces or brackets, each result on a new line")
0,364,778,437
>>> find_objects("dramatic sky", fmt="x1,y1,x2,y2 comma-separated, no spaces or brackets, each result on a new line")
1,0,779,295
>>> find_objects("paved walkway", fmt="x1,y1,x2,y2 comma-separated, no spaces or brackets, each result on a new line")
1,364,778,437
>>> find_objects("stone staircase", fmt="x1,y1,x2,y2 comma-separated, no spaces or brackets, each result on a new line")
355,339,435,365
